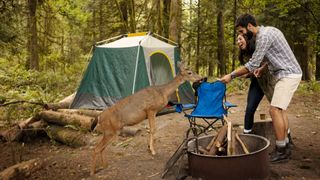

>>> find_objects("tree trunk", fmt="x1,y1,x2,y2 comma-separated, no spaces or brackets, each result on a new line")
128,0,136,33
45,125,88,147
156,0,164,36
0,158,44,179
163,0,171,38
39,111,97,131
316,53,320,81
294,42,310,81
316,31,320,81
217,0,225,76
195,0,201,74
99,0,104,40
232,0,237,71
27,0,39,71
169,0,180,43
114,0,128,34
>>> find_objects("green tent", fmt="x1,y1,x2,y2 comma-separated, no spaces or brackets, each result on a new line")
71,33,195,110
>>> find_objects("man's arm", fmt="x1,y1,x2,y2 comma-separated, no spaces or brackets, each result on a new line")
219,66,250,83
245,35,272,72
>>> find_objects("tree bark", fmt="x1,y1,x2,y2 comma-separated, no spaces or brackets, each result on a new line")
39,111,97,131
169,0,180,43
45,125,88,147
57,109,102,117
26,0,39,70
114,0,128,34
0,117,39,142
0,158,44,179
195,0,201,74
44,93,75,110
316,30,320,81
232,0,237,71
217,0,225,76
316,52,320,81
156,0,164,36
128,0,136,33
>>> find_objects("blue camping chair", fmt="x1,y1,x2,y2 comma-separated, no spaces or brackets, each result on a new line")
176,81,236,136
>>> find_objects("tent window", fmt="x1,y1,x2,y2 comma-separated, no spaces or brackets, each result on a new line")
150,53,174,86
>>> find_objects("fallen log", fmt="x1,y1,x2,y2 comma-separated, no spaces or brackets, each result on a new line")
44,93,76,110
39,110,97,131
0,117,39,142
57,109,102,117
0,158,44,180
45,125,87,147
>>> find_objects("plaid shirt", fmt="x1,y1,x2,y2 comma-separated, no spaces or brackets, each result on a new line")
245,26,302,79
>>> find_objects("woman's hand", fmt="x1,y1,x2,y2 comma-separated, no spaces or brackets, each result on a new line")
254,67,264,77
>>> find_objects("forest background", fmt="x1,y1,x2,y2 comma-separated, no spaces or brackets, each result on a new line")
1,0,320,123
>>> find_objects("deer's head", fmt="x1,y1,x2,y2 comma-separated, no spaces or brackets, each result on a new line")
177,61,202,82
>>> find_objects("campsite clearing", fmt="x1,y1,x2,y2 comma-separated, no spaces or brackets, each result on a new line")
0,92,320,179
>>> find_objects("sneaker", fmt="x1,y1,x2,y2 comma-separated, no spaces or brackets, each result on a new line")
287,133,295,148
270,146,290,163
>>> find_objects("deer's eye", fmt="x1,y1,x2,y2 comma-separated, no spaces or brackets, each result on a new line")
188,72,192,75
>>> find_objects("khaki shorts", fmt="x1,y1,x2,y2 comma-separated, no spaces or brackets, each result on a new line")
271,76,301,110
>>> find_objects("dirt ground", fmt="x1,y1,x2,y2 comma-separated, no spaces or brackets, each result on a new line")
1,92,320,180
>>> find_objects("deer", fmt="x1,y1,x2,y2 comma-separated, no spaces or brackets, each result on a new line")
90,61,202,175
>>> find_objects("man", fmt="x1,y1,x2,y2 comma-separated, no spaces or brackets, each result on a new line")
220,14,302,163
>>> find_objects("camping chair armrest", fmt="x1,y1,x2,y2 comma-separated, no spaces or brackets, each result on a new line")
175,104,196,113
224,101,237,109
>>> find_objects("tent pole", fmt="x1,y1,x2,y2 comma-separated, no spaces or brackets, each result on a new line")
95,35,124,45
152,33,178,46
132,43,141,94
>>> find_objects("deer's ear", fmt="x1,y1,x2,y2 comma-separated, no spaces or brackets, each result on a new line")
177,61,186,70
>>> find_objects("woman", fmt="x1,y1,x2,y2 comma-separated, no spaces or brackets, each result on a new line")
237,34,275,133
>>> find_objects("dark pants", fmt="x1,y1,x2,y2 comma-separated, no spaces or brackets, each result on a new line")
244,77,264,131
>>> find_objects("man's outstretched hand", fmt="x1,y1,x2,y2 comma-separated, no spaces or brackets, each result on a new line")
218,74,232,84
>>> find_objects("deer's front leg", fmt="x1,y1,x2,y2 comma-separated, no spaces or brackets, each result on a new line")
147,110,156,155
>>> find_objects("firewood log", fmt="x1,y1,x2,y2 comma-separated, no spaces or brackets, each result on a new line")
207,125,228,155
45,125,87,147
198,146,209,155
227,121,232,155
39,110,97,131
0,117,39,142
57,109,102,117
44,93,75,110
235,133,250,154
0,158,44,179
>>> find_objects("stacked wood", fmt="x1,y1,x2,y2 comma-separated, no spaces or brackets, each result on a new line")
0,158,44,180
44,93,75,110
0,117,39,142
39,110,97,131
0,93,138,147
198,123,250,156
57,109,102,117
45,125,88,147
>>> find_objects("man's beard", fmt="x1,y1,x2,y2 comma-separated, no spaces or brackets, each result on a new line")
245,28,254,40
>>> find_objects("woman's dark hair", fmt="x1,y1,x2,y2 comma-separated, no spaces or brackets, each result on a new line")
239,36,256,65
235,14,257,28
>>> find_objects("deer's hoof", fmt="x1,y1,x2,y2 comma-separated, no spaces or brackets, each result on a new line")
151,150,156,155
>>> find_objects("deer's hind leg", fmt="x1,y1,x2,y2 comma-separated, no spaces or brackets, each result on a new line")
147,110,157,155
90,130,116,176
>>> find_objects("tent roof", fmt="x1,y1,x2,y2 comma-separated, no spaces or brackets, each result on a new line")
97,35,176,48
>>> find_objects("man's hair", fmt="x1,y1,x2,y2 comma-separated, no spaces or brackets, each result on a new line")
235,14,257,28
